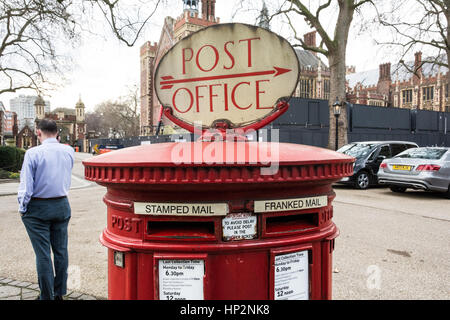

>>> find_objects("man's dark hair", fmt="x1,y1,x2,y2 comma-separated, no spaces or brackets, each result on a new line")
37,119,58,134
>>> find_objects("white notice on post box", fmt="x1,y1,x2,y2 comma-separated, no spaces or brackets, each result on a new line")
222,213,257,241
159,260,204,300
274,251,309,300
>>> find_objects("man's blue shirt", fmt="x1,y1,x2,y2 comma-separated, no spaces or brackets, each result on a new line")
18,138,74,213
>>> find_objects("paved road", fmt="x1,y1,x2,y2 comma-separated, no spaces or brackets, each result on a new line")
0,152,448,299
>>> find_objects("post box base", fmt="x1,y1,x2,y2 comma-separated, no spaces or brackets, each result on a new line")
101,223,338,300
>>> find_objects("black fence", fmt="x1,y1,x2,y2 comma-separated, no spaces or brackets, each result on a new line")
81,134,185,153
267,98,450,148
81,98,449,151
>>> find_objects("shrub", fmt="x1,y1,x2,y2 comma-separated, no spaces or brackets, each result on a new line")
0,146,26,173
0,168,11,179
9,172,20,179
14,148,26,172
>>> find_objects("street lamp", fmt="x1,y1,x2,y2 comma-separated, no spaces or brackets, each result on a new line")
333,97,341,151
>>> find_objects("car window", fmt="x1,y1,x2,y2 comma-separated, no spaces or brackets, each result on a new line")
337,144,355,153
395,148,448,159
368,149,377,161
337,143,377,158
379,145,391,158
404,144,417,151
391,144,406,156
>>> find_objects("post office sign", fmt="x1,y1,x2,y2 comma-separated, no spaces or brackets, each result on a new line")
155,23,299,129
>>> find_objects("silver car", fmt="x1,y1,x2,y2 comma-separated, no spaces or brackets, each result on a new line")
378,147,450,198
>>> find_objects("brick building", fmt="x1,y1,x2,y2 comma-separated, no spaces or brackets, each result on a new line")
140,0,219,135
293,31,331,101
16,125,36,149
0,102,18,146
346,52,449,112
34,96,86,146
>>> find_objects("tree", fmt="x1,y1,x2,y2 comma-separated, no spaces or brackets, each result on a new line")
269,0,374,149
86,86,140,138
0,0,161,95
374,0,449,101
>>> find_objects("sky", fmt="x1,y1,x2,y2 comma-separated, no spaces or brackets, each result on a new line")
0,0,426,113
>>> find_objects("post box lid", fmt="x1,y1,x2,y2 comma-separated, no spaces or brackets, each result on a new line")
83,142,354,185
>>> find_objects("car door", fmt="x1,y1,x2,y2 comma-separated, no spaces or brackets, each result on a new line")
369,144,391,175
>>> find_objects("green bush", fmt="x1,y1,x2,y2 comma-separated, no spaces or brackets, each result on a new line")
0,146,25,173
14,148,25,171
0,168,11,179
9,172,20,179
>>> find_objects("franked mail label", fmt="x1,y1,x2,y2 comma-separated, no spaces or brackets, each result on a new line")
135,202,228,216
254,196,327,213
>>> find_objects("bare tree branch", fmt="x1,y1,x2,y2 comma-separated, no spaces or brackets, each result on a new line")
374,0,449,70
0,0,162,95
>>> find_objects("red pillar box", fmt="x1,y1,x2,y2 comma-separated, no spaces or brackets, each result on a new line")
83,23,354,300
84,141,353,300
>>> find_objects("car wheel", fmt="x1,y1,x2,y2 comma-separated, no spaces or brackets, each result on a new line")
390,186,407,193
444,185,450,199
355,171,370,190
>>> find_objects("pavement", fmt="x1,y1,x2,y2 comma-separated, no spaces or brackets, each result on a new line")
0,152,103,300
0,152,449,300
0,170,92,196
0,277,100,300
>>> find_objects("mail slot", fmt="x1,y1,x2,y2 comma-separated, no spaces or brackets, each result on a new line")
265,212,319,235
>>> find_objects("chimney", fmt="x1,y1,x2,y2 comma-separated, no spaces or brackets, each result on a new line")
379,63,391,81
303,31,316,48
346,66,356,75
377,63,391,97
202,0,215,20
414,51,423,78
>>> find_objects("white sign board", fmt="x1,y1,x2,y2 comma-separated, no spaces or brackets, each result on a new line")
222,213,257,241
158,259,204,300
274,251,309,300
155,23,299,128
135,202,228,216
254,196,327,213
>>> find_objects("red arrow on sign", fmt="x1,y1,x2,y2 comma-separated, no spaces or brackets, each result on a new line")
160,66,291,90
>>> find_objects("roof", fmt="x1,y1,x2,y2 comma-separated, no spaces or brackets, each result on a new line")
350,141,418,145
346,55,448,88
295,49,328,70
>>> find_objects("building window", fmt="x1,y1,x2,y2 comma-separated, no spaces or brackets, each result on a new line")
299,78,315,99
368,100,384,107
402,89,412,104
445,84,448,98
422,86,434,101
323,79,330,100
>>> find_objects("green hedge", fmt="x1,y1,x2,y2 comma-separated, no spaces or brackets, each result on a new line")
0,146,26,172
0,169,20,179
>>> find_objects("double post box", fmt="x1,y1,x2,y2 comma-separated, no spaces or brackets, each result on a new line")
83,22,354,300
83,140,353,300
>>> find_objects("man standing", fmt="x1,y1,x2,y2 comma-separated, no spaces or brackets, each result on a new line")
18,119,74,300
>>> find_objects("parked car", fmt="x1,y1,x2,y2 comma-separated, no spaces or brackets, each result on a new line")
336,141,418,189
378,147,450,198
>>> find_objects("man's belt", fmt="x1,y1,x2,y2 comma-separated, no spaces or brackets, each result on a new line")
31,196,67,201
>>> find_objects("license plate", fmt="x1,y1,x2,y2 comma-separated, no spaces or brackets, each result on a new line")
392,165,412,171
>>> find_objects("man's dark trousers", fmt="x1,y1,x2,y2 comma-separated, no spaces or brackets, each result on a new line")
21,197,71,300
